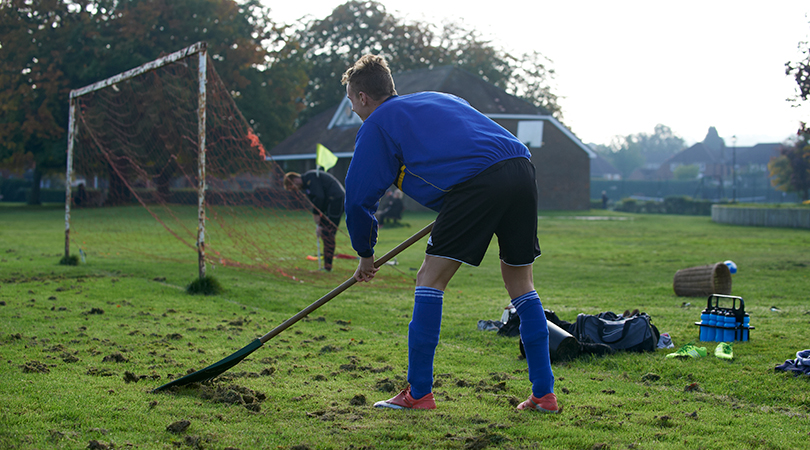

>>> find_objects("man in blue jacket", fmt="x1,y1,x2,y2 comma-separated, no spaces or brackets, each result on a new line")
341,54,557,413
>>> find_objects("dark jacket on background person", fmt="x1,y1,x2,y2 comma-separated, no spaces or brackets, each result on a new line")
301,170,345,225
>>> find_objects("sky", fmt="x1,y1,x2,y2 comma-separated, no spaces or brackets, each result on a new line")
262,1,810,147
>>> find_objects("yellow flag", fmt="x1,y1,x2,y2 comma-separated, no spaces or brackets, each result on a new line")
316,143,338,171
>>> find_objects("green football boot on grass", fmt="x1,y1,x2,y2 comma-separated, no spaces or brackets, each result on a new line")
666,343,708,359
714,342,734,360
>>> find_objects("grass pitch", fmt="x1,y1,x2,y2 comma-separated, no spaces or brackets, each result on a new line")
1,205,809,449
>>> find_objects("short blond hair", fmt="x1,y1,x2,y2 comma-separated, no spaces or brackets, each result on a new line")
341,54,397,101
283,172,301,191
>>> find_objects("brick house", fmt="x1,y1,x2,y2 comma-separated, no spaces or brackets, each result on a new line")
268,65,595,210
656,127,782,180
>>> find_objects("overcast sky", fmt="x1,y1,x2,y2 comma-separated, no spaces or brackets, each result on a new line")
263,1,809,147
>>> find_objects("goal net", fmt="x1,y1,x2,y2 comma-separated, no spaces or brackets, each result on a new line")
64,42,368,286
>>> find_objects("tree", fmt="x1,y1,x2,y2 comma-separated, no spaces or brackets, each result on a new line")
768,126,810,201
785,27,810,105
673,164,700,181
639,124,687,161
0,0,78,199
772,22,810,201
605,135,645,178
292,1,561,122
0,0,305,204
594,124,686,178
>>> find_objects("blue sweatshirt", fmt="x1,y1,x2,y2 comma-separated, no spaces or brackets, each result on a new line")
344,91,531,258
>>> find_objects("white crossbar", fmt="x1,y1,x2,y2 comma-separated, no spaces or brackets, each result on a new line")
70,41,206,99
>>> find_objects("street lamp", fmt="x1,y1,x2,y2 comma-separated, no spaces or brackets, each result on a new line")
731,135,737,203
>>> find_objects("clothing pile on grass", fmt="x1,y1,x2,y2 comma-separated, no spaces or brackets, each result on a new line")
775,350,810,376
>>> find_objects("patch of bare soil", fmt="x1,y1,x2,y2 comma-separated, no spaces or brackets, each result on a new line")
21,360,52,373
374,377,397,393
166,420,191,434
87,440,111,449
181,383,268,412
86,367,116,377
444,428,509,450
102,352,129,363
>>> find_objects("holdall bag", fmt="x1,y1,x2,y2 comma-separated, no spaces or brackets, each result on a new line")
570,311,657,352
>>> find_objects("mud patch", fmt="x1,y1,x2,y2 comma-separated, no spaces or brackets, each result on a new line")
374,378,398,393
102,352,129,363
464,432,507,450
445,430,509,450
475,380,507,393
166,420,191,434
319,345,341,353
641,372,661,382
123,371,149,383
179,435,209,449
87,440,111,449
21,360,52,374
182,383,268,412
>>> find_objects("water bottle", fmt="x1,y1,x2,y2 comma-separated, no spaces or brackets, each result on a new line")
742,313,750,341
700,308,712,341
706,308,715,341
710,308,723,341
723,312,736,342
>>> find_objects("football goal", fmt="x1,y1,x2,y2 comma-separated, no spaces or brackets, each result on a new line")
64,42,354,284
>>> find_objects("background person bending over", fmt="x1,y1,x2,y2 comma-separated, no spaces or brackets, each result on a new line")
375,188,404,226
283,170,345,272
341,54,557,413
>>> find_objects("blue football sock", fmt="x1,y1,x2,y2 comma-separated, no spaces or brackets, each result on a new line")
512,290,554,397
407,286,443,399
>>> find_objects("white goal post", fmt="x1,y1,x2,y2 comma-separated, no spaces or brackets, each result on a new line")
64,42,210,279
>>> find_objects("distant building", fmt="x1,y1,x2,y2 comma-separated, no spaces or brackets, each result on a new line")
656,127,782,180
590,153,622,180
267,66,595,210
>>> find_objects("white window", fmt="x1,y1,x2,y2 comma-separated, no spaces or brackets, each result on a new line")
517,120,544,148
328,97,363,129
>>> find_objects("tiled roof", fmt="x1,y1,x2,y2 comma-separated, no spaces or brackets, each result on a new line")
268,66,547,158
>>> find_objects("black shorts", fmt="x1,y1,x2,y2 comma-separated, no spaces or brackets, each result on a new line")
426,157,541,266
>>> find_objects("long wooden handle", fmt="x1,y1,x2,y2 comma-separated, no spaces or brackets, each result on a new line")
259,221,434,344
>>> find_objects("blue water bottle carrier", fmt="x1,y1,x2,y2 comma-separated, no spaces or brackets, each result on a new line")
695,294,753,342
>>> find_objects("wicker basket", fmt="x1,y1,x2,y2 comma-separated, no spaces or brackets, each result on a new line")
673,262,733,297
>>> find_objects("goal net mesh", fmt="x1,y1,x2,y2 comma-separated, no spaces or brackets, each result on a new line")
68,47,390,286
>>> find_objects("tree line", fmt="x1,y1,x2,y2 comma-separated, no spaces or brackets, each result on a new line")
0,0,560,204
589,124,687,179
773,24,810,201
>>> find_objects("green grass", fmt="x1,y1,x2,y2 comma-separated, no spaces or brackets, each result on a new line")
1,205,809,449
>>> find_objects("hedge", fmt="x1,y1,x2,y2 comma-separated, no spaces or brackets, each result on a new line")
613,196,724,216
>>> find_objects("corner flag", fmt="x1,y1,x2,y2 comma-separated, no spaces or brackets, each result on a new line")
316,144,338,171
